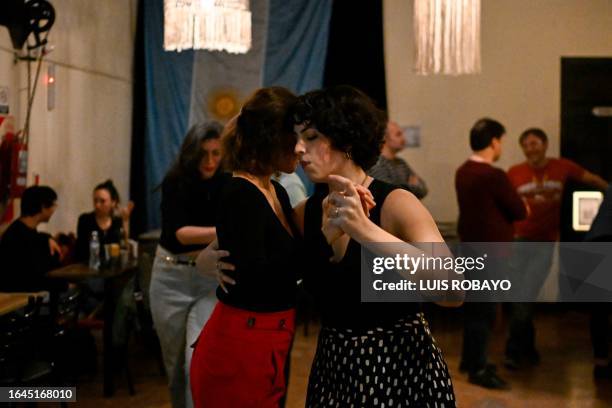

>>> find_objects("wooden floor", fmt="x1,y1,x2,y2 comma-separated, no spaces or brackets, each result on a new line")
76,306,612,407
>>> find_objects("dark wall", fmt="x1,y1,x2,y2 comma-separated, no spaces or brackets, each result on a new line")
129,0,147,237
560,57,612,241
323,0,387,110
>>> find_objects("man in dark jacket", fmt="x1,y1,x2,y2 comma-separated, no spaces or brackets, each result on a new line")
0,185,62,292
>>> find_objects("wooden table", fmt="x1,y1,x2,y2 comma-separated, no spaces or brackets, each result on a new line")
48,259,139,397
48,258,138,280
0,292,47,315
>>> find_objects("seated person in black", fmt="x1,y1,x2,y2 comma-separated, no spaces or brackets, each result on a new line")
0,185,63,292
75,179,133,263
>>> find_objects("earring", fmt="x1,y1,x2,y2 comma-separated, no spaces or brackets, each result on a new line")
345,151,352,160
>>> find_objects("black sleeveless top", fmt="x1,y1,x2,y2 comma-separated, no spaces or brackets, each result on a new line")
304,179,420,331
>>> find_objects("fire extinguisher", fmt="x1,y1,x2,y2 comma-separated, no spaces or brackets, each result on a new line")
0,115,15,203
0,116,28,224
9,133,28,198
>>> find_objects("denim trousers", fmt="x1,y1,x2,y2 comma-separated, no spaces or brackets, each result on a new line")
149,246,218,408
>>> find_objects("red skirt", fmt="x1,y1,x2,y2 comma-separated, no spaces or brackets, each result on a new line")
190,301,296,408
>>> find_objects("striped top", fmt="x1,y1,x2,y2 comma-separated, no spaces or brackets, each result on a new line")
368,155,428,199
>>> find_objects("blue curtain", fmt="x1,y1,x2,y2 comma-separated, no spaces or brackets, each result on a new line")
188,0,269,126
141,0,332,229
263,0,332,95
143,0,194,229
264,0,332,194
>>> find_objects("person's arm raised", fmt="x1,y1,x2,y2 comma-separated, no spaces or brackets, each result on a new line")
325,175,463,306
582,170,609,191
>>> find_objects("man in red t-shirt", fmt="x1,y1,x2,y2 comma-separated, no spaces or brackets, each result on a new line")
505,127,608,369
509,128,607,241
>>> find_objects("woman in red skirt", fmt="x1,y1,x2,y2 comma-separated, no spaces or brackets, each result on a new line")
190,87,302,408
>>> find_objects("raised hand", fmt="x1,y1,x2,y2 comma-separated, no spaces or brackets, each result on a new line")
49,238,63,261
325,175,372,237
321,194,344,245
355,184,376,217
321,175,376,262
119,201,135,222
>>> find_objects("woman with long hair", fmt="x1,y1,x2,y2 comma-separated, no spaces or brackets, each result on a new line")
149,121,228,408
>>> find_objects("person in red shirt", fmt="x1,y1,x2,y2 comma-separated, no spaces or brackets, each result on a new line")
509,128,607,241
505,127,608,369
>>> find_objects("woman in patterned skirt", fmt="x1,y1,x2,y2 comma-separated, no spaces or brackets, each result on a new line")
291,85,462,407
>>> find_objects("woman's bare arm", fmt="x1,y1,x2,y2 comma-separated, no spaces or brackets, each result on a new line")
176,226,217,246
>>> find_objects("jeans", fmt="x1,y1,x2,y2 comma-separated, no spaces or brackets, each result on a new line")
505,240,555,360
149,246,218,408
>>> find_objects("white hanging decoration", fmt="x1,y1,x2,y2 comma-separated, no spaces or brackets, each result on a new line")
164,0,252,54
414,0,481,75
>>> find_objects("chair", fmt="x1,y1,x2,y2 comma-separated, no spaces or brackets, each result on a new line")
0,295,68,408
57,286,136,396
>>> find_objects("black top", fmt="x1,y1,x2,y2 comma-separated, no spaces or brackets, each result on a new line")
159,171,231,254
216,177,300,312
75,212,123,262
303,179,420,331
0,219,62,292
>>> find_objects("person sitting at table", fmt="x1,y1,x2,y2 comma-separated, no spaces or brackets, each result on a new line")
75,179,134,263
0,185,64,293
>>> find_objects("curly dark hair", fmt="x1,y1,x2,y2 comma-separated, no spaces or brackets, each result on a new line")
292,85,387,170
223,87,297,175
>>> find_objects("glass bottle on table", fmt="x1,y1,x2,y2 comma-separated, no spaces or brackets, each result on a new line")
119,226,129,264
89,231,101,270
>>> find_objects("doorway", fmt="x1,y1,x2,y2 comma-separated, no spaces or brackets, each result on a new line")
560,57,612,242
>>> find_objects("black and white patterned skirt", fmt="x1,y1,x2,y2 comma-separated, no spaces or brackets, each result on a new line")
306,314,456,407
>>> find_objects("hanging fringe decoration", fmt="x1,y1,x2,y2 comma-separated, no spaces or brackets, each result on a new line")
414,0,481,75
164,0,251,54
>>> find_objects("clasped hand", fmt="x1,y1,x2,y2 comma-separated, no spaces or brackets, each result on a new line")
321,175,375,246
